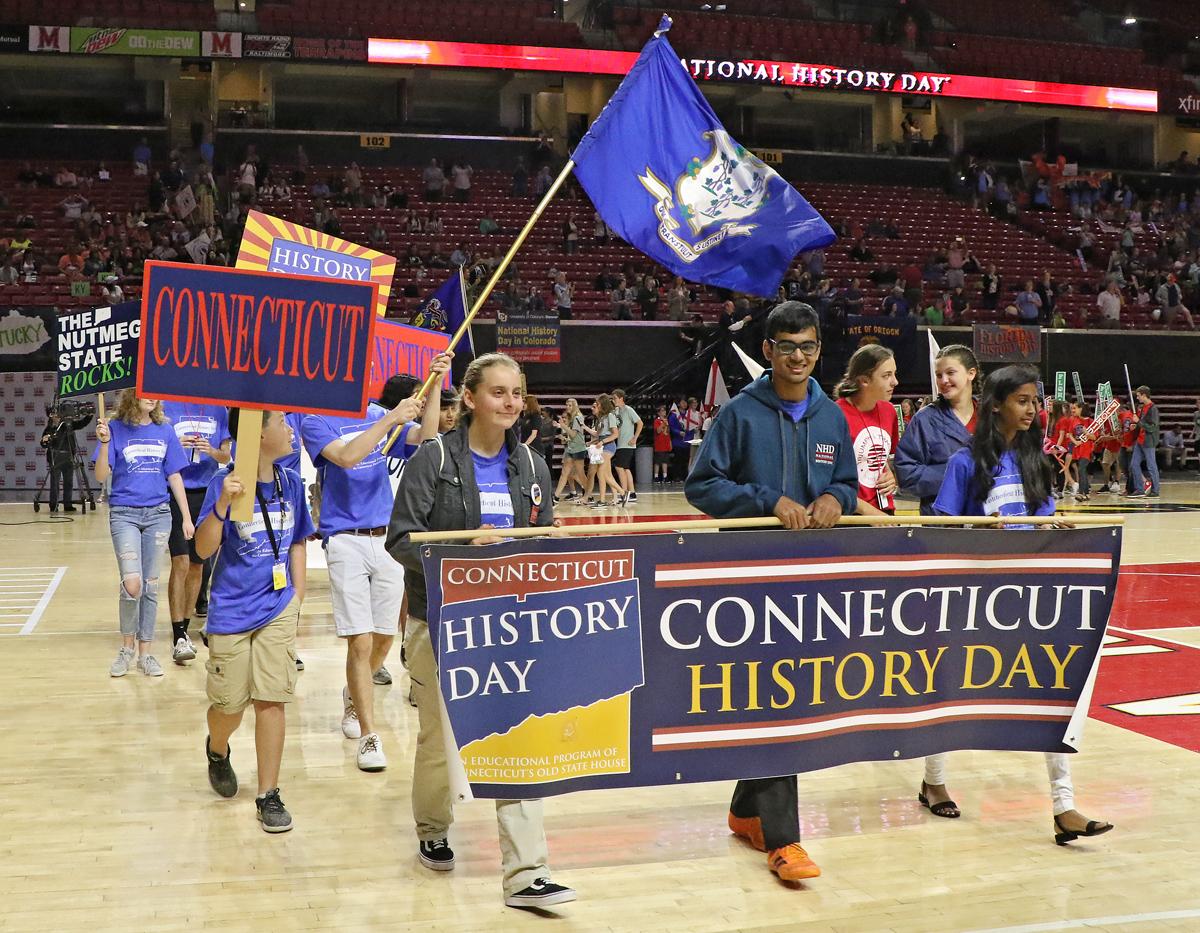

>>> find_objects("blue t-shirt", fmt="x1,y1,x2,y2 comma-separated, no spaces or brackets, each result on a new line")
301,404,395,537
472,446,514,529
94,419,189,507
275,412,307,473
780,397,809,423
933,447,1055,528
162,401,231,490
200,466,315,635
385,421,422,475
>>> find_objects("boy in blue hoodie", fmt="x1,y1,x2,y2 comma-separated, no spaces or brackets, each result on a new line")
686,301,857,883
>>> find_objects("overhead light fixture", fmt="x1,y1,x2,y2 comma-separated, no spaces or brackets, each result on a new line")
1123,16,1137,25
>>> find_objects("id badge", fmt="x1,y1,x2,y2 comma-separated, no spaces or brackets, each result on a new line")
272,562,287,591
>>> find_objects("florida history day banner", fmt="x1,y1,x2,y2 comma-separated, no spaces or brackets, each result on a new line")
420,525,1121,800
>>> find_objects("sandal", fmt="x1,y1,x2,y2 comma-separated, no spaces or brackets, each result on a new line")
1053,814,1113,846
918,781,961,819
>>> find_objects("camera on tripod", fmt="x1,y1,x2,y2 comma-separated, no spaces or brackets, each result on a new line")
48,398,96,424
34,396,98,514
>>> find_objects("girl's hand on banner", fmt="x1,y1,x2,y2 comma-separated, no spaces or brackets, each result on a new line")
548,519,568,538
773,495,810,530
471,523,504,546
218,474,244,514
95,419,110,443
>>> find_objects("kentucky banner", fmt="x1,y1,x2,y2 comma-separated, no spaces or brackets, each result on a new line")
57,301,140,397
0,307,56,372
421,526,1120,800
571,16,835,298
236,210,396,319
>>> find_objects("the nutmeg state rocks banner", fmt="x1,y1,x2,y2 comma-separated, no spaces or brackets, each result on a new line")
421,526,1120,800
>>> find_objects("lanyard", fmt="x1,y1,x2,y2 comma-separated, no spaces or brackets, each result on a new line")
254,466,286,563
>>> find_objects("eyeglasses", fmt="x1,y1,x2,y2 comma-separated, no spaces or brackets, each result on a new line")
769,339,821,357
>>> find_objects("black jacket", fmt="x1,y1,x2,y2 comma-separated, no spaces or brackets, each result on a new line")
386,423,554,621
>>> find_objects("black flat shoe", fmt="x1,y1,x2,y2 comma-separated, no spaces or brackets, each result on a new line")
918,781,961,818
1054,814,1113,845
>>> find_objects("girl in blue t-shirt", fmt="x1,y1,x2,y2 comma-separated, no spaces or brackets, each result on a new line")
94,389,192,678
933,364,1113,845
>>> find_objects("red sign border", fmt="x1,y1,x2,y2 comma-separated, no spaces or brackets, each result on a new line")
136,260,380,418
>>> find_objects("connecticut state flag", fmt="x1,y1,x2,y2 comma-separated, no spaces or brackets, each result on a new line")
572,16,835,298
410,268,474,357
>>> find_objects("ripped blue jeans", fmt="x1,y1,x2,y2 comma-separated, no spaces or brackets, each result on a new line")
109,504,172,643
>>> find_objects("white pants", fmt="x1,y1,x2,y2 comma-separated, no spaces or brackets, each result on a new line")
325,534,405,637
924,752,1074,815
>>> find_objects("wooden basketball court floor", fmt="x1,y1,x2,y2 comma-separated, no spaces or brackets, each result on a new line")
3,481,1200,933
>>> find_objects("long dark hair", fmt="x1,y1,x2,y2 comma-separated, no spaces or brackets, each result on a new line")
971,365,1054,515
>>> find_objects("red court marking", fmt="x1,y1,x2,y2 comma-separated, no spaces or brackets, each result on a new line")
1110,561,1200,631
1091,628,1200,754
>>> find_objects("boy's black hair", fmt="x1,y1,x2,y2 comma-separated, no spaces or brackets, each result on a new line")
970,365,1054,516
380,374,421,410
765,301,820,341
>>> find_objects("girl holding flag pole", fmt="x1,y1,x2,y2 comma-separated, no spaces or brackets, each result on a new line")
932,364,1113,845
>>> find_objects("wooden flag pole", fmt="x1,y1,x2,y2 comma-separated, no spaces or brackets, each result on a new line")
385,159,578,449
96,391,105,424
410,512,1125,543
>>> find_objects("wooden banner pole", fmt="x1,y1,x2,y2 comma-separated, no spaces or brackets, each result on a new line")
410,512,1125,543
384,159,578,449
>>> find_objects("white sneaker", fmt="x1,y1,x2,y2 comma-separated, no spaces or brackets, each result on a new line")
137,654,164,677
109,646,135,677
341,685,361,739
172,636,196,664
357,732,387,772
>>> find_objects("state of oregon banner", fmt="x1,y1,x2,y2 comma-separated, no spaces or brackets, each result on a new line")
419,526,1121,800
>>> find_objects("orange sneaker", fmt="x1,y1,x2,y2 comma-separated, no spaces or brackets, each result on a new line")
727,811,766,851
768,844,821,881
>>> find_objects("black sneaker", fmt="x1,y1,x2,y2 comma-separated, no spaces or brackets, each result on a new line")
295,657,304,671
206,736,238,798
255,788,293,833
505,878,577,908
418,838,455,871
372,666,392,685
627,492,638,502
194,601,208,618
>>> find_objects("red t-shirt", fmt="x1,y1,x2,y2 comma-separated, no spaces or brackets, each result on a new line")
653,416,671,452
1070,417,1095,460
1054,416,1079,449
837,398,899,511
1119,410,1138,449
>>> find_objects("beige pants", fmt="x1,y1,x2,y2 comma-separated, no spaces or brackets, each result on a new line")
405,617,550,896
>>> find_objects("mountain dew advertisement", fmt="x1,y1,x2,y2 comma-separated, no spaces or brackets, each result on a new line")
421,526,1119,800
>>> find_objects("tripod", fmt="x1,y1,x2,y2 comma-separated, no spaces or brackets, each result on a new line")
33,429,97,513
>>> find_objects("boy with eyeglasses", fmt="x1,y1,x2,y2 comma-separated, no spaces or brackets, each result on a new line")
685,301,858,884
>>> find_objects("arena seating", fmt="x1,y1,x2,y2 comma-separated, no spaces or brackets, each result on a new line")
0,0,216,30
0,157,1185,330
256,0,582,45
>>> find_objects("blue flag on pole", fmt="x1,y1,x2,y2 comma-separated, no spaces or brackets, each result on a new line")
572,16,835,298
411,267,474,358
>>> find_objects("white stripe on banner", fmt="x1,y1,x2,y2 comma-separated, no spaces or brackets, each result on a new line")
654,557,1113,584
650,702,1072,748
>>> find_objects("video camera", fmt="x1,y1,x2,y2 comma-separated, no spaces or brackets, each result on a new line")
47,398,96,423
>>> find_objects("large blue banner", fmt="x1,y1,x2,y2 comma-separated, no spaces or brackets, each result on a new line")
421,526,1120,799
137,261,378,417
